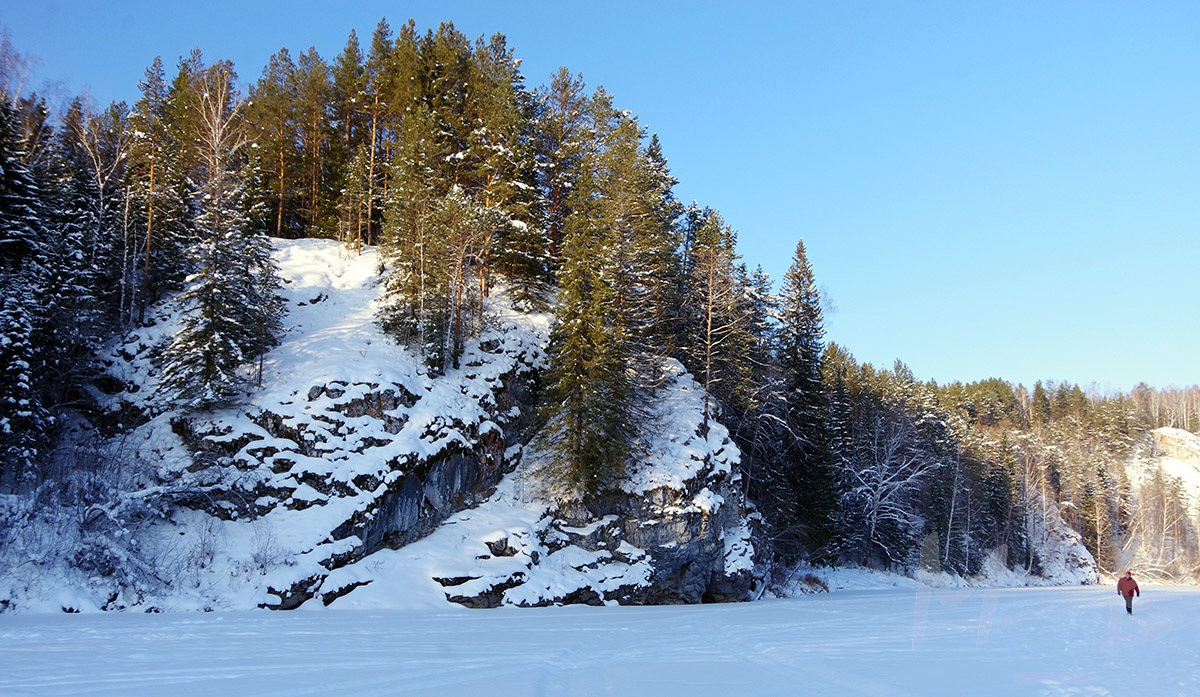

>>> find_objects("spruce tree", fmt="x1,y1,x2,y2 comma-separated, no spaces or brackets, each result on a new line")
723,264,780,494
640,134,685,350
774,239,837,558
1032,381,1051,424
38,98,119,405
0,96,48,484
599,120,683,382
536,94,636,497
537,191,633,497
160,62,282,409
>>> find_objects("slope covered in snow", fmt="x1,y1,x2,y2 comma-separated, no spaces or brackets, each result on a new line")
319,359,756,610
2,239,548,611
1115,427,1200,580
1,238,755,612
1127,427,1200,515
1,237,1113,613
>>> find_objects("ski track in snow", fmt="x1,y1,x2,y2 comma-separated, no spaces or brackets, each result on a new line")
2,586,1198,696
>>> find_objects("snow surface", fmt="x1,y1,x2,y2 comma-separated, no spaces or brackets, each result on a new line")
2,586,1196,696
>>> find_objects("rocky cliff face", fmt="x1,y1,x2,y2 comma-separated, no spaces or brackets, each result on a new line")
1115,427,1200,581
156,327,546,610
424,362,762,608
77,239,762,612
1149,427,1200,465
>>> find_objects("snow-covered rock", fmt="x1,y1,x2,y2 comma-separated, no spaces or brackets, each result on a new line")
1118,427,1200,580
1125,427,1200,519
3,238,761,613
341,360,763,609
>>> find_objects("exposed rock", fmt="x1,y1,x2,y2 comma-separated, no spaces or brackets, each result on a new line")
446,470,760,608
78,236,764,612
433,363,765,609
1150,427,1200,464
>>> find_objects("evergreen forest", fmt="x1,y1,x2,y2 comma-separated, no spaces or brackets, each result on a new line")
2,21,1199,587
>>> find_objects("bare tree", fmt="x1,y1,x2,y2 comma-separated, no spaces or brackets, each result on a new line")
0,31,35,101
838,411,944,567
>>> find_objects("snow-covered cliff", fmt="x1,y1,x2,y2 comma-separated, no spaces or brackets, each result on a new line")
1114,427,1200,580
0,238,760,612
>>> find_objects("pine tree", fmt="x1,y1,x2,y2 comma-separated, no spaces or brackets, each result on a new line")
377,25,548,372
379,89,501,375
465,33,547,309
534,67,589,264
164,49,207,186
330,29,366,248
160,62,282,408
679,210,754,433
246,48,299,238
358,19,393,246
0,96,48,484
774,239,838,558
422,23,473,185
293,46,334,236
379,101,448,370
124,57,191,324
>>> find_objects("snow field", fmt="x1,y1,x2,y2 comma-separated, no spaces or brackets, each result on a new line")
2,586,1196,696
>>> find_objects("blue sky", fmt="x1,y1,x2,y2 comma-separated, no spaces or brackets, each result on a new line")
5,1,1197,391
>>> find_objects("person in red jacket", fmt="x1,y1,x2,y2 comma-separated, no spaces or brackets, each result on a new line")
1117,571,1140,615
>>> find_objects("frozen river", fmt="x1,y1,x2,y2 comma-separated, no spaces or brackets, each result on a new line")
2,586,1196,696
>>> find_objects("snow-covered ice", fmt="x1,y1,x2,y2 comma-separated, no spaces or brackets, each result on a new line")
2,586,1195,696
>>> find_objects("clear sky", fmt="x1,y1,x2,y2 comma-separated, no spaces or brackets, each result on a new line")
4,1,1197,392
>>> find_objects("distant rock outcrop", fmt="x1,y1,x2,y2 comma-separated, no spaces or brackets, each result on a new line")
1149,427,1200,465
1120,427,1200,580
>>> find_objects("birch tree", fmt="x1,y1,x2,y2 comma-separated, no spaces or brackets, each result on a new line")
160,62,282,408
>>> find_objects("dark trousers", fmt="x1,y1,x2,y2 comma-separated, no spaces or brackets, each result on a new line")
1124,593,1134,614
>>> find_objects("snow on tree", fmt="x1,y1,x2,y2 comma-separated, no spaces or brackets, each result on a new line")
535,94,637,498
465,32,548,310
0,96,48,485
122,56,192,326
160,62,283,409
762,239,839,559
534,67,589,264
600,119,683,385
678,210,753,435
835,404,945,568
